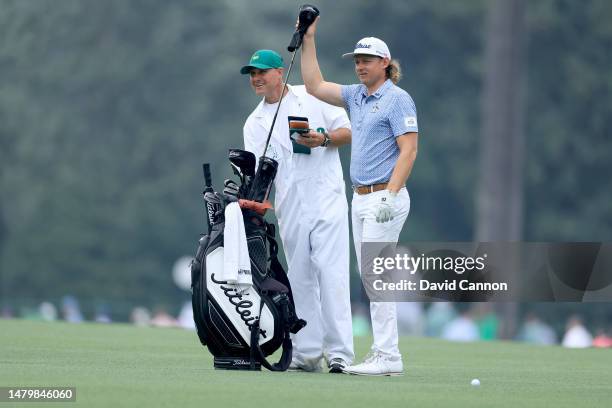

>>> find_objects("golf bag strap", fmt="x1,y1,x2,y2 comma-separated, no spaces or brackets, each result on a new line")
264,224,306,335
265,225,297,307
250,300,293,372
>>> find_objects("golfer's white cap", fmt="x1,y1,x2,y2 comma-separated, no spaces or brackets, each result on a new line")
342,37,391,59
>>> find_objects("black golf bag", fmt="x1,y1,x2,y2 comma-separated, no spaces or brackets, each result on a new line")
191,151,306,371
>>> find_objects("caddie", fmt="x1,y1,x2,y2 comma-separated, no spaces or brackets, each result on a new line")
241,49,354,373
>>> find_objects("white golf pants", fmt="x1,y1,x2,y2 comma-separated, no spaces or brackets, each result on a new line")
352,187,410,359
278,184,354,368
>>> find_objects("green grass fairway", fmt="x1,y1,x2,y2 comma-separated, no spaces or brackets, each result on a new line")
1,319,611,407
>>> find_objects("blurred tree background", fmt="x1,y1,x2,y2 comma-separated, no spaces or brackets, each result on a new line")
1,0,611,324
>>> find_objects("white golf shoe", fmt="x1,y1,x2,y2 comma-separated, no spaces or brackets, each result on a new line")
288,359,323,373
343,351,403,376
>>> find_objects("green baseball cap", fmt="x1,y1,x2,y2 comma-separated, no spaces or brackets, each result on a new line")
240,50,284,74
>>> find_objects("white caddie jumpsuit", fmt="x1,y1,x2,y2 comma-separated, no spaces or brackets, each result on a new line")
243,85,354,368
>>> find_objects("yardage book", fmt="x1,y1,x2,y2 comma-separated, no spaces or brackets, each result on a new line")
288,115,311,155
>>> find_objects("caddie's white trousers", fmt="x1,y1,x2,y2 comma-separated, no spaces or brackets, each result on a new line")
352,187,410,359
278,180,354,368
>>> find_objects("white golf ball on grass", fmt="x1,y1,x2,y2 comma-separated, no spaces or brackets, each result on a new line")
471,378,481,387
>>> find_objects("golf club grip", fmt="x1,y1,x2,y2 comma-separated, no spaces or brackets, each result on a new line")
202,163,215,232
287,31,303,52
203,163,212,188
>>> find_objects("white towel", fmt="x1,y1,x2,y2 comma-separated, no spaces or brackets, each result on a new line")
221,202,252,286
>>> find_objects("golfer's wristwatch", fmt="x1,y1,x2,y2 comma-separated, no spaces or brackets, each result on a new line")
320,131,331,147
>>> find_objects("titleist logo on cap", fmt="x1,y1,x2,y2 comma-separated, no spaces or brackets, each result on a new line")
342,37,391,59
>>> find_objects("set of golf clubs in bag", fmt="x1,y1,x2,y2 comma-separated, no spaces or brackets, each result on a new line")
190,5,319,371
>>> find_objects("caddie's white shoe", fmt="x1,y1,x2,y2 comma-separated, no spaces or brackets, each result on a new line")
288,359,323,373
287,363,309,372
343,352,404,376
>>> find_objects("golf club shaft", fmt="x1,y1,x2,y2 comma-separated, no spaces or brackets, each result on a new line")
262,49,298,158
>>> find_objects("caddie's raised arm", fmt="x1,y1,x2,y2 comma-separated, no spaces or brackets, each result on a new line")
300,17,344,107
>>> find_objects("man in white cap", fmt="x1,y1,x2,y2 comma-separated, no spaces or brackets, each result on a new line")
241,49,355,373
300,19,419,376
